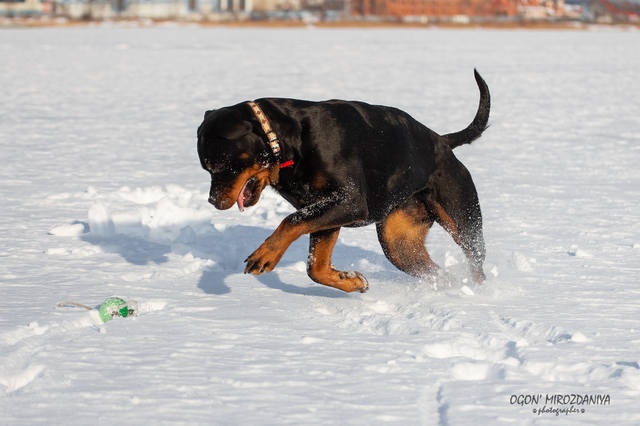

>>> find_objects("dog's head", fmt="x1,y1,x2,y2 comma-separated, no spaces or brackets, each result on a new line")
197,106,273,211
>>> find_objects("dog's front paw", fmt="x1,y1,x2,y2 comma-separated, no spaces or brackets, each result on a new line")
244,242,284,275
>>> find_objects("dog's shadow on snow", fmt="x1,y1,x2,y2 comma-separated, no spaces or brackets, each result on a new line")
82,233,171,265
82,222,388,299
195,225,389,299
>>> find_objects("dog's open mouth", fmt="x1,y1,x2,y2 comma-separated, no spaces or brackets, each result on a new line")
236,176,261,212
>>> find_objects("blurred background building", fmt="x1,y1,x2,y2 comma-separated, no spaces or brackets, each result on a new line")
1,0,638,23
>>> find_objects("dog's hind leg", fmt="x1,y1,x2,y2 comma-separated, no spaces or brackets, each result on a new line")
307,227,369,293
376,198,438,277
430,156,486,283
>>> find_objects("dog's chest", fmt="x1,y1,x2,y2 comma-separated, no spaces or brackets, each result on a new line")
272,178,331,210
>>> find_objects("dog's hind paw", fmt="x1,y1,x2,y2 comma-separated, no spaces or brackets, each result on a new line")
354,271,369,293
341,271,369,293
472,269,486,284
309,267,369,293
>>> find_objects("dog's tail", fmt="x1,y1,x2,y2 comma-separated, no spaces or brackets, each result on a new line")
443,69,490,149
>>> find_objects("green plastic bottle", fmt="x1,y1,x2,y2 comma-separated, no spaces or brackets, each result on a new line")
99,297,137,323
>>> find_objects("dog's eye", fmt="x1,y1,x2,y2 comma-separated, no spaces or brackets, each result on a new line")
205,160,217,172
204,159,227,174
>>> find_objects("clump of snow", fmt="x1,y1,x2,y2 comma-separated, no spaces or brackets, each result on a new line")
117,186,167,204
459,285,474,296
570,331,590,343
88,203,115,237
568,244,593,258
489,265,499,277
450,361,495,381
48,223,87,237
0,364,46,393
511,251,534,272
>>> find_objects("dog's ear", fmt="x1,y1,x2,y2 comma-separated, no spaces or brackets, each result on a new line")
198,110,215,139
200,108,252,140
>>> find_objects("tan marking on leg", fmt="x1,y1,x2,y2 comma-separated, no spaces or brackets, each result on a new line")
307,228,368,293
245,218,311,275
431,201,463,246
431,201,485,283
378,204,438,276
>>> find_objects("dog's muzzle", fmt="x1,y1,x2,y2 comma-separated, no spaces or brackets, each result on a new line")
208,192,235,210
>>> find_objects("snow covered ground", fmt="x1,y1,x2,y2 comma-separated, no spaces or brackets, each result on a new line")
1,26,639,424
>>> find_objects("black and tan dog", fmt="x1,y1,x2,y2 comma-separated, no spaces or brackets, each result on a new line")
197,70,490,293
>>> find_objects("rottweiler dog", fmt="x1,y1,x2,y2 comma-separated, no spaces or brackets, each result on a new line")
197,69,490,293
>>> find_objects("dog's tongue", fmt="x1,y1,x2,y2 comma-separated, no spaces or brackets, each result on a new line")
237,191,245,212
237,179,251,212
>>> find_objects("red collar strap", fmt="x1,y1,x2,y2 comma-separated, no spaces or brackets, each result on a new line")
247,101,294,169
